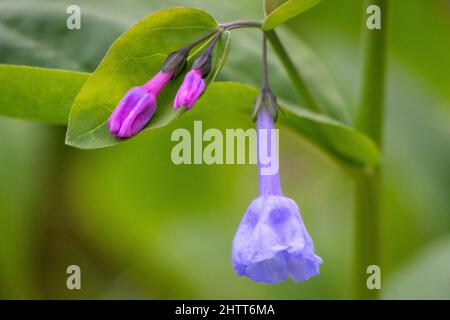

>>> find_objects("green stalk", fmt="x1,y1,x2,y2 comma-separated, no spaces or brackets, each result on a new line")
222,23,320,112
356,0,388,145
267,30,321,112
353,0,389,299
353,168,381,299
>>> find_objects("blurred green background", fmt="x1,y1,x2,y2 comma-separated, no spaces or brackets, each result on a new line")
0,0,449,299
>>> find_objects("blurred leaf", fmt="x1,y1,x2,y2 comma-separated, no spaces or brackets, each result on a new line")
267,29,351,123
384,235,450,299
0,118,53,298
0,64,88,125
0,1,126,72
263,0,322,31
66,8,230,149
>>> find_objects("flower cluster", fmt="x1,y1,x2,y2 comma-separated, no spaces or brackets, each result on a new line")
107,27,323,285
108,32,219,139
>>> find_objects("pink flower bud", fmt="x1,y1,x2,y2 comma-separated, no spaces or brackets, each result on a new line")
173,68,205,110
108,87,156,139
108,70,174,139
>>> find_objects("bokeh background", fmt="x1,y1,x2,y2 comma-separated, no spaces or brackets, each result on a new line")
0,0,449,299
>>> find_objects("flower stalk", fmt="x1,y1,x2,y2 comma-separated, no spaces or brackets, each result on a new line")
258,33,282,196
220,20,262,30
252,33,279,122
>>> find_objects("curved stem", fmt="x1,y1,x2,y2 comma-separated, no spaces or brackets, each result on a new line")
184,30,219,51
220,20,262,30
204,30,223,55
266,30,321,113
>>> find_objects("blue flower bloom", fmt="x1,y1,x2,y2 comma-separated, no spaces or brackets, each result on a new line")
232,108,323,284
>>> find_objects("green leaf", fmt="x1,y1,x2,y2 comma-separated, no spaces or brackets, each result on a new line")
0,64,88,125
66,8,230,149
197,82,380,167
263,0,322,31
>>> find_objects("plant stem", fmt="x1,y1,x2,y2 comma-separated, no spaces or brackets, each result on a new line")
222,22,321,113
185,30,219,51
353,0,389,300
220,20,262,30
204,30,223,55
185,21,261,52
356,1,388,145
266,30,321,113
353,168,381,299
262,32,269,88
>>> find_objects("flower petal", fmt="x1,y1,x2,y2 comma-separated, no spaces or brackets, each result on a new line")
287,252,323,283
242,251,289,284
173,68,205,110
117,92,156,138
108,87,145,135
232,195,322,284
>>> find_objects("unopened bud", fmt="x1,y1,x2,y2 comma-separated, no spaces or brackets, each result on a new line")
193,53,212,78
161,49,188,78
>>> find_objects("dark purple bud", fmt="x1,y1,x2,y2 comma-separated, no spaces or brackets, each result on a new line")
161,49,189,78
252,87,278,122
192,52,212,78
